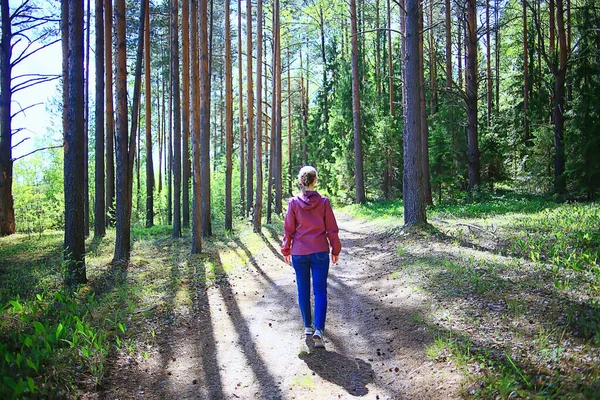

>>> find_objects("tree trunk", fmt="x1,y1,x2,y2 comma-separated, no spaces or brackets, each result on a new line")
225,0,233,231
553,0,567,194
274,0,282,214
268,8,276,224
182,0,191,228
94,0,105,237
238,0,245,217
105,0,115,228
419,3,432,205
445,0,452,88
254,0,263,233
523,0,529,145
466,0,480,189
403,0,426,226
350,0,366,204
191,0,203,253
171,0,182,238
387,0,394,116
287,46,292,196
145,0,154,228
84,0,91,237
201,0,212,237
63,0,87,284
485,0,491,128
114,0,146,263
0,0,14,236
300,47,307,165
246,0,254,217
158,72,164,194
428,0,436,114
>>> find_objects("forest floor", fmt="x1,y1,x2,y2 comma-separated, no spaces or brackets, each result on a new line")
2,194,599,399
97,213,464,400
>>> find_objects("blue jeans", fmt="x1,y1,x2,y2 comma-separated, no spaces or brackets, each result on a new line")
292,252,330,331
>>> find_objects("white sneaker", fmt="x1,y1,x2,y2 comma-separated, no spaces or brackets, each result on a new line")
313,329,325,348
304,327,314,335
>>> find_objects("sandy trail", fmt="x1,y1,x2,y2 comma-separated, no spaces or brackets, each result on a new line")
100,213,463,399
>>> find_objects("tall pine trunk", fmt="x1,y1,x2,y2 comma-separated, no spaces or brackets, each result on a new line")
171,0,182,238
254,0,263,233
466,0,480,189
63,0,87,284
553,0,567,193
105,0,115,228
182,0,191,228
94,0,105,237
225,0,233,231
191,0,203,253
403,0,426,226
350,0,365,204
144,0,154,228
238,0,245,217
246,0,254,217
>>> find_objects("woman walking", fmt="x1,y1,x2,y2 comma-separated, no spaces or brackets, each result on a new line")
281,166,341,348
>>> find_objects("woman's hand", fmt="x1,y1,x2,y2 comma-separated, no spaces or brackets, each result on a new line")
331,254,339,264
284,255,291,264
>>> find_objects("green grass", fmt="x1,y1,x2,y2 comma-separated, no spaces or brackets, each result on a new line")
0,218,276,399
343,192,600,399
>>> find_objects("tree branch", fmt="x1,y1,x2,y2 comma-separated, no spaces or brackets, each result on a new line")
11,101,43,119
12,145,63,163
12,75,60,93
11,137,29,149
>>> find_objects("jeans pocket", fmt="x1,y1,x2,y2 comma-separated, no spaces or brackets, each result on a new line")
315,252,329,261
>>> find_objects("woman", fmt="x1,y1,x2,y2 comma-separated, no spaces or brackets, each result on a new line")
281,166,341,348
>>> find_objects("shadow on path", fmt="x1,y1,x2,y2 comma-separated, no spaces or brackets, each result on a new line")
299,337,375,397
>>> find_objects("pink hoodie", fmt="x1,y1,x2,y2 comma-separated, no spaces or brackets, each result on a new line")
281,191,342,256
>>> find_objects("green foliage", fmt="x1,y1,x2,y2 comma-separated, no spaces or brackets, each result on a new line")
13,150,64,234
0,291,125,398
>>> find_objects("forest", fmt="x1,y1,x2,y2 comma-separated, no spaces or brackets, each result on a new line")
0,0,599,398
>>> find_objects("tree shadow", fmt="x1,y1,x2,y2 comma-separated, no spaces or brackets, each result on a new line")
210,251,285,399
299,342,375,397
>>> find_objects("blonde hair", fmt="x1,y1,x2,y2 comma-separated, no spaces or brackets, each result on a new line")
298,166,318,194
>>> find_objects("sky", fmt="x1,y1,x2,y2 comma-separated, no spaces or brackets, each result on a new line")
11,36,63,160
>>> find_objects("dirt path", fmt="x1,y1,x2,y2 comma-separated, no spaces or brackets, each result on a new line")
100,213,463,399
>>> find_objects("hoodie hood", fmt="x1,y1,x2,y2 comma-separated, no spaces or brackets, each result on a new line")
297,190,321,210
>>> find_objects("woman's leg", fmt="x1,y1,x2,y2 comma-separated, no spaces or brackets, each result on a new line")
292,255,312,328
310,252,330,331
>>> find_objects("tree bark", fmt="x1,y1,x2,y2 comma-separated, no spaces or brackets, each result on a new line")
105,0,115,228
145,0,154,228
246,0,254,217
403,0,426,226
387,0,395,116
274,1,282,214
523,0,529,145
350,0,365,204
201,0,212,237
445,0,452,88
225,0,233,231
466,0,480,189
84,0,91,237
419,3,432,205
254,0,263,233
171,0,182,238
486,0,492,127
0,0,15,236
191,0,203,253
182,0,191,228
94,0,105,237
113,0,146,263
63,0,87,284
553,0,567,193
238,0,245,217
